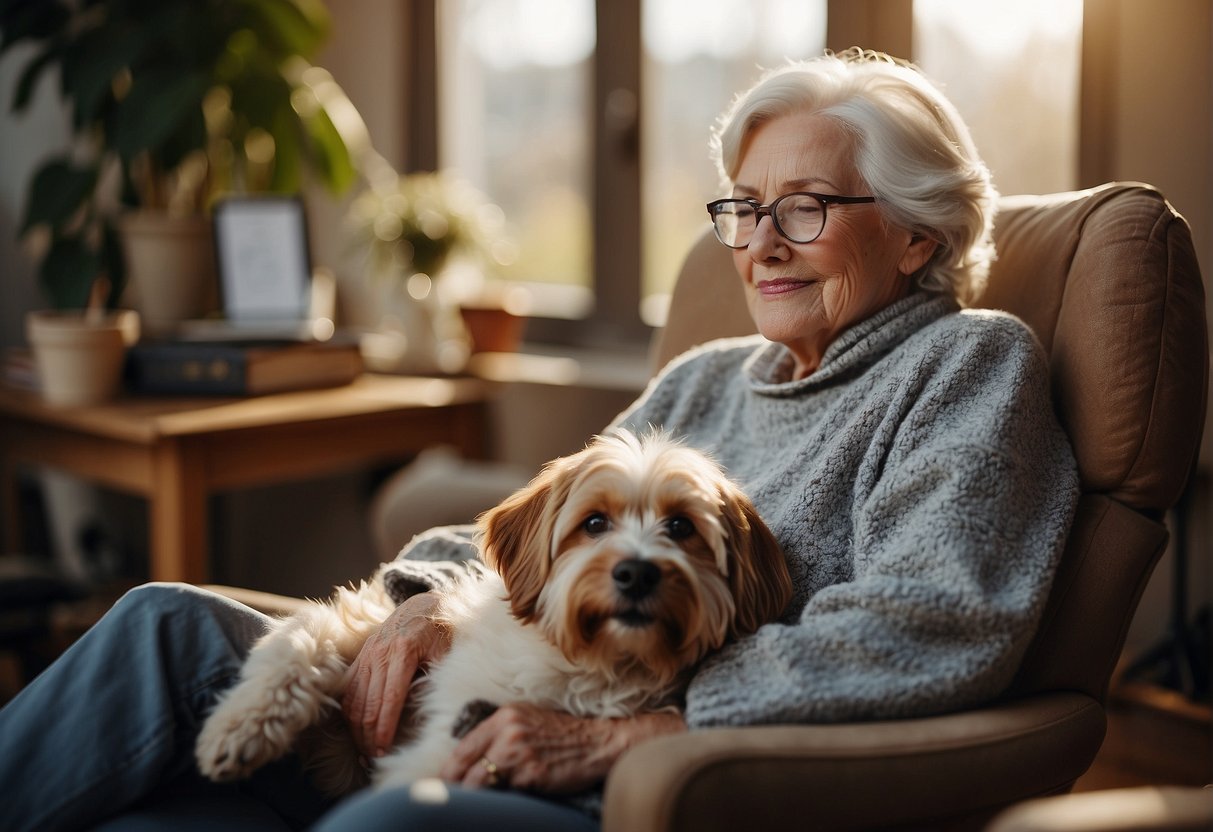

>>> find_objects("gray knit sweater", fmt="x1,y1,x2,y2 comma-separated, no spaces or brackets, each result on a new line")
384,291,1079,729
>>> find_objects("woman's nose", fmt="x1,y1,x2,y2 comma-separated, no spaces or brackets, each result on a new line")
748,213,789,262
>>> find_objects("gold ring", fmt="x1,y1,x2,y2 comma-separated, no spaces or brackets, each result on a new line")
480,755,500,787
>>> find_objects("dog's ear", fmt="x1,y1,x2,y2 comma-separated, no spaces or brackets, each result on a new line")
479,458,571,622
721,494,791,636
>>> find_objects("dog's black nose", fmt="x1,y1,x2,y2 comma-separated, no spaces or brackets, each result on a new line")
612,559,661,600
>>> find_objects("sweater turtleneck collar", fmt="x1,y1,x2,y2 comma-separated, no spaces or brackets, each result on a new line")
744,292,959,393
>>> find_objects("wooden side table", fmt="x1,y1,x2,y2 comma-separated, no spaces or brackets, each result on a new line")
0,375,489,583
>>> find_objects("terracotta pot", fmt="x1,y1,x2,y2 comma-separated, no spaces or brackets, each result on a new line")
26,310,140,406
458,304,527,353
118,212,218,331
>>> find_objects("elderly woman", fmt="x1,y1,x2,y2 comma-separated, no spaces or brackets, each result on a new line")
0,49,1076,832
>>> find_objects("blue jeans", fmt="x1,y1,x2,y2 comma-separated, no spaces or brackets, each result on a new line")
0,583,600,832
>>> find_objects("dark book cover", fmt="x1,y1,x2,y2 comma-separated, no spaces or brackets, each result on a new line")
126,338,363,396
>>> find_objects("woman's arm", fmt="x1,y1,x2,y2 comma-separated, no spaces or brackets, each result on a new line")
381,525,492,603
343,591,452,757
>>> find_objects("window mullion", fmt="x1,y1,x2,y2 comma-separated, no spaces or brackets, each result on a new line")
405,0,440,174
590,0,648,344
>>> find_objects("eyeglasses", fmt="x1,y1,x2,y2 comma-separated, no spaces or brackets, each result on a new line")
706,191,878,248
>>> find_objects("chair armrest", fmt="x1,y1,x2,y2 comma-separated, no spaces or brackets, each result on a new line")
201,584,313,618
602,692,1106,832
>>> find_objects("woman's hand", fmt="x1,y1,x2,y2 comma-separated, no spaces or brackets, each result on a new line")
342,591,451,759
439,704,687,794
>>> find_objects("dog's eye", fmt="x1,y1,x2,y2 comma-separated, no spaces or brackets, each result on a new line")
583,513,610,536
666,516,695,540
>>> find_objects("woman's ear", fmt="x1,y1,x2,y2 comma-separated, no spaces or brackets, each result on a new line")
898,232,938,277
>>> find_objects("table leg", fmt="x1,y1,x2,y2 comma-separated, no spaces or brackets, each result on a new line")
455,402,490,459
0,448,19,554
150,438,209,583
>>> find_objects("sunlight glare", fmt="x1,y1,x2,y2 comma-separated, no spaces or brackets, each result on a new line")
644,0,754,62
644,0,824,64
468,0,594,69
915,0,1082,58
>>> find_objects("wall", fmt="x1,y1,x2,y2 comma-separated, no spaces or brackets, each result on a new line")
0,44,65,347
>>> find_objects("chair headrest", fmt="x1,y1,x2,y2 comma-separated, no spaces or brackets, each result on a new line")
979,182,1206,512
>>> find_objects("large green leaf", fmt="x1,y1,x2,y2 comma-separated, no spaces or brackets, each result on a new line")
0,1,70,54
304,106,356,195
267,103,302,193
62,26,147,129
155,99,208,172
149,3,228,72
226,62,293,132
100,222,127,308
111,70,211,163
11,40,63,113
236,0,328,61
21,159,98,233
39,237,100,309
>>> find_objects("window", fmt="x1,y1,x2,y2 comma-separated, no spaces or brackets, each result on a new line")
435,0,827,334
641,0,826,324
438,0,596,320
421,0,1084,344
913,0,1083,195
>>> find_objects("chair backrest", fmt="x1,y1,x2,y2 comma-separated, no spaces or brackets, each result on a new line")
653,182,1208,703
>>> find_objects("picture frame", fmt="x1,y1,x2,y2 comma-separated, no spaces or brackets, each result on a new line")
212,196,313,323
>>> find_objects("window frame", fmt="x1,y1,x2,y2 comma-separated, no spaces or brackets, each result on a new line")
399,0,913,350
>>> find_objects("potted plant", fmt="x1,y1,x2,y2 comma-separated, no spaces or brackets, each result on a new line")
349,170,522,371
1,0,360,328
24,300,140,406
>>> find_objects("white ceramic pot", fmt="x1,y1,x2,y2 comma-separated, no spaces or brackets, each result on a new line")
118,212,217,332
26,310,141,406
362,278,471,375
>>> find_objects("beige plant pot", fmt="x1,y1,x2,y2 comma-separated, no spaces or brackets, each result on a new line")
118,212,218,331
26,310,141,406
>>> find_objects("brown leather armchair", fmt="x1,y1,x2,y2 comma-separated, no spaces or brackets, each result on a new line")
605,182,1208,831
211,182,1206,831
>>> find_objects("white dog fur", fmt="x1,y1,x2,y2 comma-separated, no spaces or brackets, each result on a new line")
195,430,791,795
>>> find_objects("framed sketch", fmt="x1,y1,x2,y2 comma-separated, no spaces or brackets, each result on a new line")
212,196,313,323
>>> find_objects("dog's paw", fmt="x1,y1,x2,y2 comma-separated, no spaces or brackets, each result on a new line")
451,699,499,739
195,689,316,781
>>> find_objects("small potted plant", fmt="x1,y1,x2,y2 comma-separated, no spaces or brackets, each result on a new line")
2,0,361,329
349,170,519,371
23,281,140,406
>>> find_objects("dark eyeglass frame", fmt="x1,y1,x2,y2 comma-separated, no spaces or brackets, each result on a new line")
705,191,878,248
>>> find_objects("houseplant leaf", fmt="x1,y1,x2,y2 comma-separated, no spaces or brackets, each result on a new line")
236,0,329,61
267,104,303,193
304,107,356,194
111,69,211,163
0,1,70,54
39,237,100,309
11,40,64,113
21,160,99,234
100,222,128,307
61,25,147,130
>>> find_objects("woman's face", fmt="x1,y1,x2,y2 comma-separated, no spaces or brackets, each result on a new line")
730,111,934,378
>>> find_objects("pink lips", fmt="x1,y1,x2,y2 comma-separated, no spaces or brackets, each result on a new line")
756,278,814,296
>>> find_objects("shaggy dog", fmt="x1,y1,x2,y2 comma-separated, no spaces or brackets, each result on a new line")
195,430,791,795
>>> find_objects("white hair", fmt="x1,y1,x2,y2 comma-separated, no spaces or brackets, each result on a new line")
710,48,998,306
